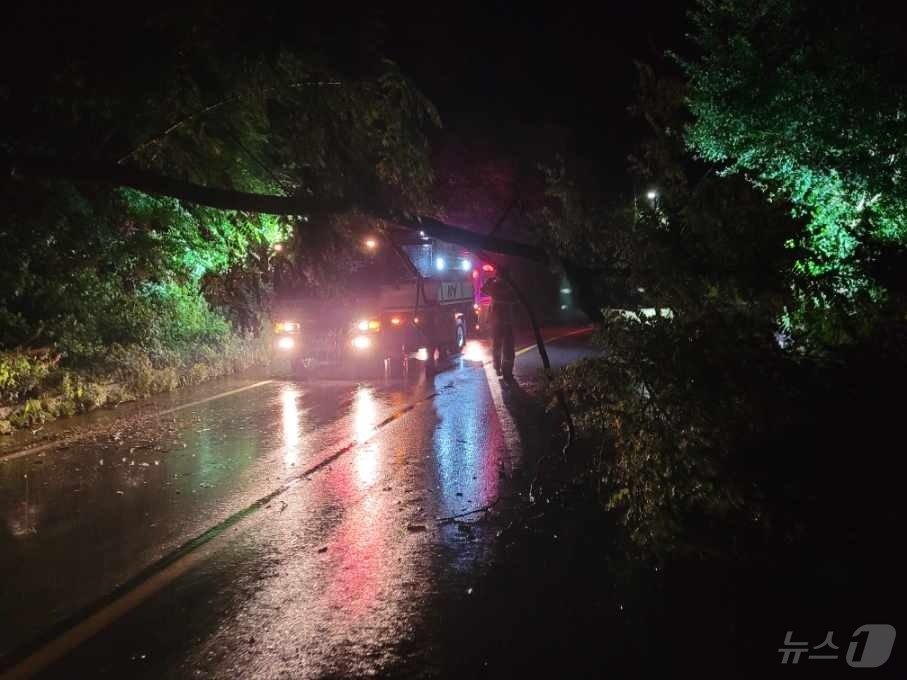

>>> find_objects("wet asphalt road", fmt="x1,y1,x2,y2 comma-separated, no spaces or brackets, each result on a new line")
0,328,593,679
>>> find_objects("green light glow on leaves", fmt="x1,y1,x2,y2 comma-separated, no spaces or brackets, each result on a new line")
685,0,907,309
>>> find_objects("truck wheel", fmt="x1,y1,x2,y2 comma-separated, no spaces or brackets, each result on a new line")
455,322,466,352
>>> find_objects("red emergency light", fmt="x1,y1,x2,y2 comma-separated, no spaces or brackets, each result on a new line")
482,264,495,272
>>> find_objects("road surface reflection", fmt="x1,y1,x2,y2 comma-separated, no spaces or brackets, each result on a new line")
321,385,393,619
281,386,302,466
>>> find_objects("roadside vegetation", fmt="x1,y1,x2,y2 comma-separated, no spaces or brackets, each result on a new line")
0,183,283,432
543,0,904,570
1,2,901,673
0,6,439,433
2,1,900,592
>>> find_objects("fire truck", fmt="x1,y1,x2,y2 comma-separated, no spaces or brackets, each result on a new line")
271,230,494,376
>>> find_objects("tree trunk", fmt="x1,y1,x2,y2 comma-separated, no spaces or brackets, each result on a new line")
5,155,549,262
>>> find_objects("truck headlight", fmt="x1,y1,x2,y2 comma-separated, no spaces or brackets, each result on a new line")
277,336,295,350
351,335,371,350
356,319,380,332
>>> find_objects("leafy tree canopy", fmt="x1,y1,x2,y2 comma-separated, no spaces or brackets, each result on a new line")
684,0,907,308
0,3,442,356
2,2,440,210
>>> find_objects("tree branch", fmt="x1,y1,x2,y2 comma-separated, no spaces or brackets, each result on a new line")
5,155,549,261
117,80,342,164
387,213,548,262
118,97,238,164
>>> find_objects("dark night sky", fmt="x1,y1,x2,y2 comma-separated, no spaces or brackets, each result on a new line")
3,1,693,191
383,2,692,183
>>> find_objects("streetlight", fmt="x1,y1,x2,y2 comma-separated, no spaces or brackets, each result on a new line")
646,189,658,201
364,237,377,250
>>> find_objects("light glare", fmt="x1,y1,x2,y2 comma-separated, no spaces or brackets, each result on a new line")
463,340,485,362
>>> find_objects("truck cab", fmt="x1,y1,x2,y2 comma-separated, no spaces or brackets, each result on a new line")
272,230,481,376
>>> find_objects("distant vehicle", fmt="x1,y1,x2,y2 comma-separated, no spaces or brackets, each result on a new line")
272,230,490,376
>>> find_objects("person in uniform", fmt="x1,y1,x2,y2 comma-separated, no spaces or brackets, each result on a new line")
480,274,517,380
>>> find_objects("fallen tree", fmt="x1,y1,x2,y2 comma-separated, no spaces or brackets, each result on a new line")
4,156,549,263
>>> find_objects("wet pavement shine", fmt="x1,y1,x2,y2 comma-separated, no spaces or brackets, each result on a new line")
0,329,593,679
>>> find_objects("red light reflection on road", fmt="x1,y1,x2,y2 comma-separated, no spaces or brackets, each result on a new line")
319,385,391,618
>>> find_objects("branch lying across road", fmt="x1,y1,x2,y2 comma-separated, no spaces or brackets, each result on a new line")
388,213,547,262
6,155,343,215
436,498,501,523
5,155,549,262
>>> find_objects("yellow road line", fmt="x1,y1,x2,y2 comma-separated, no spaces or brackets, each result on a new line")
513,326,594,358
0,387,435,679
0,526,231,680
1,329,594,676
0,380,274,463
147,380,275,419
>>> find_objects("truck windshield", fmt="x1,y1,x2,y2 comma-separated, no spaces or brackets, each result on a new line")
400,241,473,278
346,241,414,289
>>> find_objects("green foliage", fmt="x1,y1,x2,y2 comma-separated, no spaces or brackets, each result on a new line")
0,353,53,404
9,398,48,429
60,373,108,413
557,312,793,557
545,55,861,558
684,0,907,321
0,8,441,435
545,23,907,561
546,158,800,556
0,331,271,433
545,65,800,327
558,307,905,565
0,5,440,374
0,177,280,359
